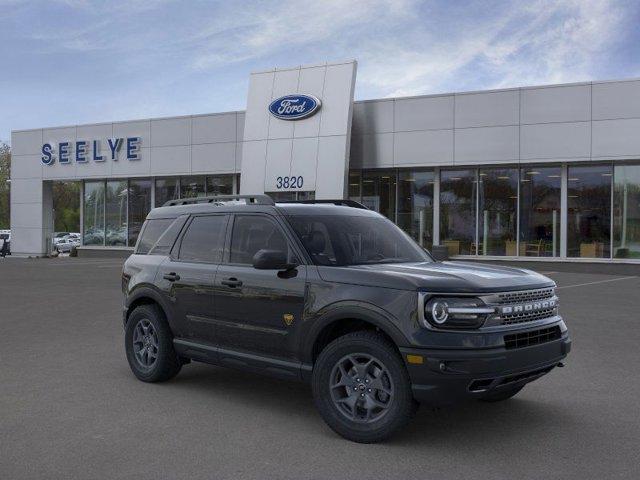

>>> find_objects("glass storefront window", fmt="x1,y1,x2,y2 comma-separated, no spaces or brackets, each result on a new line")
397,170,434,249
348,171,361,202
567,164,612,258
155,177,179,207
440,169,477,256
478,168,518,256
520,166,561,257
266,191,315,202
83,181,105,246
105,180,128,246
180,176,206,198
361,170,396,221
128,179,152,247
206,175,234,195
613,164,640,259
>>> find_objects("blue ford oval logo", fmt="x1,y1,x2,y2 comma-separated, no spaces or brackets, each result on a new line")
268,94,321,120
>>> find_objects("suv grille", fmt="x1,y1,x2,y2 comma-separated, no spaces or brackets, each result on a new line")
496,288,555,304
504,326,561,349
496,288,558,325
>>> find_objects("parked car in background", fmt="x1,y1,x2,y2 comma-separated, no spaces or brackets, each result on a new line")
53,232,70,247
0,229,10,256
54,237,80,253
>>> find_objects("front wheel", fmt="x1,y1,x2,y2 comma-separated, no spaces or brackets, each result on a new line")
312,331,418,443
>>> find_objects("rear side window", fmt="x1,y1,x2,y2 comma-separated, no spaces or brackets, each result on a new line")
136,218,174,254
148,215,188,255
178,215,228,263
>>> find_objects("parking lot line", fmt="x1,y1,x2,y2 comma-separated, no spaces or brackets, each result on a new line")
556,276,638,290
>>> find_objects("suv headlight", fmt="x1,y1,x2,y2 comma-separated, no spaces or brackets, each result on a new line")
420,296,495,329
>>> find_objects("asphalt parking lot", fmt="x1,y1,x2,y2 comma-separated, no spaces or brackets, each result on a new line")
1,258,639,480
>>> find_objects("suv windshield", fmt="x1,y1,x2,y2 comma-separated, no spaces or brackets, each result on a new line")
286,214,431,266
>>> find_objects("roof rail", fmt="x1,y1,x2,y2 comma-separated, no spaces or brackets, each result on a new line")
163,194,275,207
278,199,369,210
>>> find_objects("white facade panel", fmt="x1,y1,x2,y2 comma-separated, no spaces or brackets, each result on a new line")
10,202,45,228
592,118,640,158
394,129,453,166
192,113,237,144
319,62,357,137
238,140,267,194
113,120,151,146
10,178,43,204
455,125,519,164
41,126,78,179
9,227,45,255
236,113,245,142
112,147,151,176
315,135,349,199
192,142,236,174
243,71,275,141
75,124,113,178
455,90,519,128
350,133,393,169
522,84,591,124
268,68,300,140
11,154,43,180
11,129,42,156
521,122,590,160
263,139,293,191
151,117,190,147
592,80,640,120
293,67,325,138
394,96,454,132
290,137,319,190
352,101,394,135
149,146,190,175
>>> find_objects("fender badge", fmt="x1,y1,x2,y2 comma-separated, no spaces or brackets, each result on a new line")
283,314,294,326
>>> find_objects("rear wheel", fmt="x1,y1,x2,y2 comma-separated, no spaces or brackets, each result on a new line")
312,331,417,443
479,385,524,402
125,304,182,383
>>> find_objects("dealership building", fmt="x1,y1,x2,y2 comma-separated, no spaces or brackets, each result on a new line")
10,60,640,262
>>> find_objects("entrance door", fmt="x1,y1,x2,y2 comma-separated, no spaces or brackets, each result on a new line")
213,214,307,360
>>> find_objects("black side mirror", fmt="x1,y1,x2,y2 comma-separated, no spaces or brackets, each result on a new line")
252,249,297,270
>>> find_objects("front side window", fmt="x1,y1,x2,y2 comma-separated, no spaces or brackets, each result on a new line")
178,215,227,263
229,216,290,264
287,214,431,266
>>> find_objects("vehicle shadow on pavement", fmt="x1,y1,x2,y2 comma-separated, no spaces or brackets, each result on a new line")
135,362,575,445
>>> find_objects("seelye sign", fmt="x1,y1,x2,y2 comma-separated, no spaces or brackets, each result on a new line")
268,94,321,120
41,137,141,165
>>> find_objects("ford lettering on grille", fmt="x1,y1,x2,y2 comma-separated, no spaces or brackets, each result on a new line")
268,94,321,120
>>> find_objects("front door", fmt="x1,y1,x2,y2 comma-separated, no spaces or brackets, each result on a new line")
214,214,307,360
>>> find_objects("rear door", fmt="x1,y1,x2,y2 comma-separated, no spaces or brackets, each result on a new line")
213,213,307,360
157,214,229,343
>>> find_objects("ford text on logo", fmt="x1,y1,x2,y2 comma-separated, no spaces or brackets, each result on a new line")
41,137,141,166
268,94,321,120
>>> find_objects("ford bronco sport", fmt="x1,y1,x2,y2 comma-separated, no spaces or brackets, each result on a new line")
122,195,571,443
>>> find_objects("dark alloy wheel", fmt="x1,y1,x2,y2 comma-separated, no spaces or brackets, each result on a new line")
329,353,394,424
312,331,418,443
125,304,182,383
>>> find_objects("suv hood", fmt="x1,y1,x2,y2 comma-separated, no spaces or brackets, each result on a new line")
317,261,555,293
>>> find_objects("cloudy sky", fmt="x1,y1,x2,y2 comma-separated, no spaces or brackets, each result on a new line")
1,0,639,143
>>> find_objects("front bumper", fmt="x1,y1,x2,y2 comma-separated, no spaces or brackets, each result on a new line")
400,331,571,406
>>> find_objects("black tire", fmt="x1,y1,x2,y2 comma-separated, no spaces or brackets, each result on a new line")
479,385,524,403
312,331,418,443
125,304,182,383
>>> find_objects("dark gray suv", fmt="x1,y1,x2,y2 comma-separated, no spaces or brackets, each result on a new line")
122,195,571,443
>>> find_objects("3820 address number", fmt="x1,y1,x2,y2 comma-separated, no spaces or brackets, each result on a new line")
276,176,304,189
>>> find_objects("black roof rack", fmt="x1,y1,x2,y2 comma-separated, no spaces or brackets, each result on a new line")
163,194,275,207
278,199,369,210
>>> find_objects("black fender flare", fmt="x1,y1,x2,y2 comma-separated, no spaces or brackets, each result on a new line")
300,302,410,365
124,285,173,327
